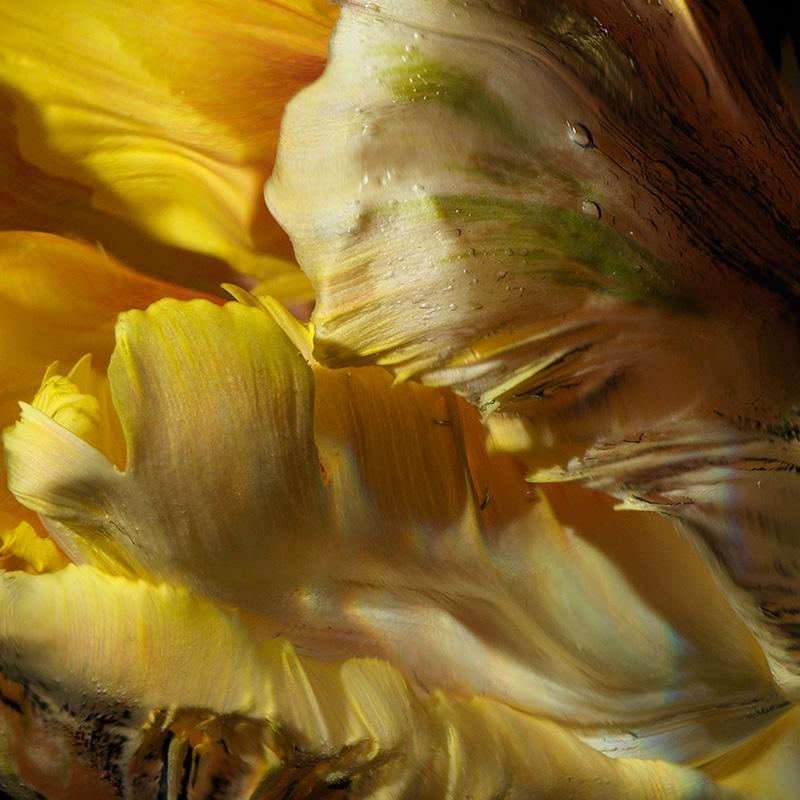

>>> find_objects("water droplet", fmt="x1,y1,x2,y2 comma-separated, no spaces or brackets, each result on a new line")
468,248,476,256
567,121,594,148
419,301,429,309
504,247,514,256
448,303,457,311
362,174,370,186
412,183,426,194
469,277,478,285
496,269,508,279
580,199,602,219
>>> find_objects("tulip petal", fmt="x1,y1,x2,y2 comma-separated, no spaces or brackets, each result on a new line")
268,0,800,693
269,0,798,399
0,520,67,575
0,564,748,799
706,708,800,800
0,0,336,291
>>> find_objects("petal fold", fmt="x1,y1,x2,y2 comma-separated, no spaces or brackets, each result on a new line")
4,298,327,604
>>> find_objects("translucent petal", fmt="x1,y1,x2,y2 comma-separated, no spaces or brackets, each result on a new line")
0,520,67,575
0,231,207,549
4,298,326,603
706,708,800,800
0,0,336,291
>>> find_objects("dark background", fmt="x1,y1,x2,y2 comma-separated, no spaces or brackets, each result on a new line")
743,0,799,69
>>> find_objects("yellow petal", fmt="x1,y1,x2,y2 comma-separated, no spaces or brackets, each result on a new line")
312,366,786,764
0,232,204,423
0,520,67,574
706,708,800,800
4,297,786,764
4,297,327,602
0,0,336,292
0,231,208,552
0,564,749,799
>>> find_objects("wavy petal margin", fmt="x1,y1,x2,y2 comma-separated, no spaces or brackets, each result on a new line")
0,564,757,799
3,296,790,767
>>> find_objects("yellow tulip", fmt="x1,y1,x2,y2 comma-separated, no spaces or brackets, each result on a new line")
0,0,798,798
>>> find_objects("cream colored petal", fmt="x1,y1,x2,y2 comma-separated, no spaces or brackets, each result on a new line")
269,0,798,400
307,367,784,763
268,0,800,692
0,565,748,799
4,293,789,766
0,0,336,292
706,708,800,800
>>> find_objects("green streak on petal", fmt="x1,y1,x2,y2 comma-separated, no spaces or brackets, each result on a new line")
381,54,530,147
380,194,694,310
